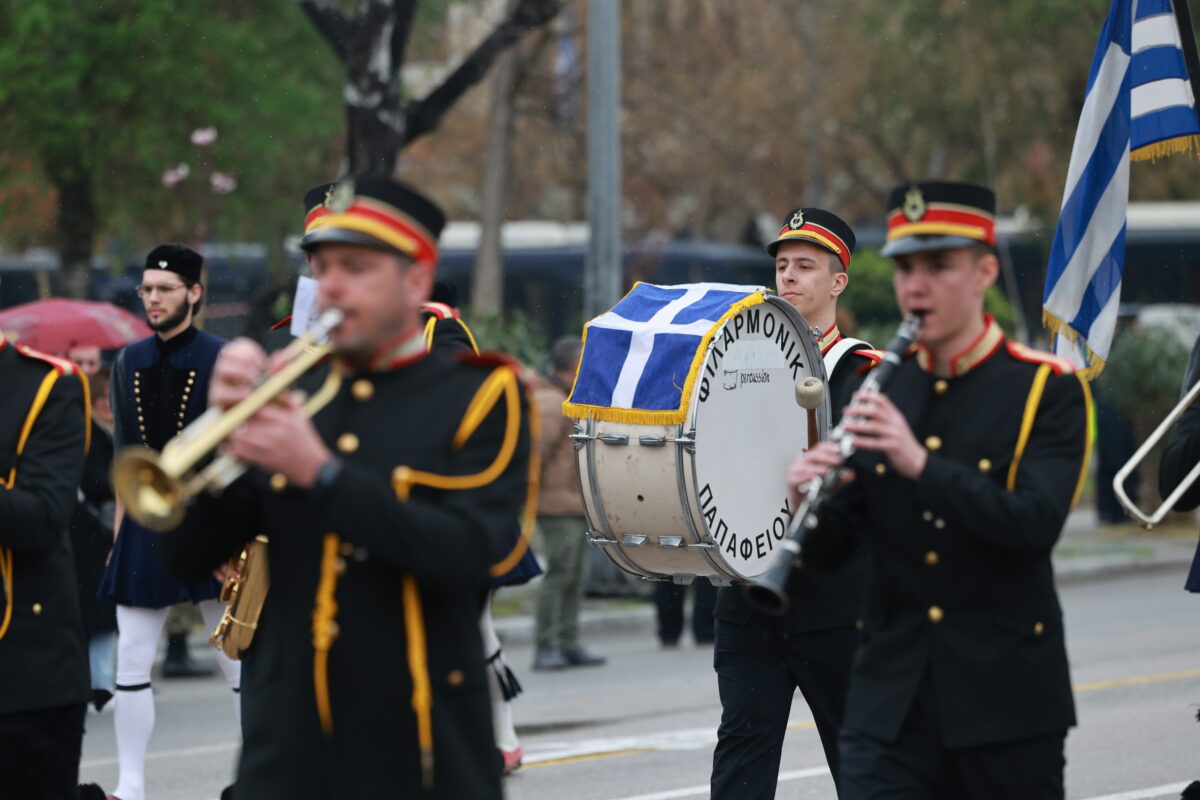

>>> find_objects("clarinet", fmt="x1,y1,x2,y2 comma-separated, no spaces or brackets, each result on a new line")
745,313,924,616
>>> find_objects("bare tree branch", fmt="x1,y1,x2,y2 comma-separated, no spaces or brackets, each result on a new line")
389,0,419,78
297,0,351,63
404,0,561,143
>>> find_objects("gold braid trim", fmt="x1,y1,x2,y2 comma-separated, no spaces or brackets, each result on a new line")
402,576,435,789
392,366,520,501
1007,364,1052,491
311,533,343,736
489,372,540,578
1,369,87,641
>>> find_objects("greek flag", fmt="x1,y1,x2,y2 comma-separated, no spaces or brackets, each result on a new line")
564,282,765,424
1043,0,1200,377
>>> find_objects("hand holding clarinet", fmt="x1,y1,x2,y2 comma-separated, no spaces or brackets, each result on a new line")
747,313,924,615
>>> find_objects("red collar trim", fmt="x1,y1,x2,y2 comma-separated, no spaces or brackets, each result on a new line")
818,324,841,354
0,331,6,351
950,314,1004,376
911,315,1004,376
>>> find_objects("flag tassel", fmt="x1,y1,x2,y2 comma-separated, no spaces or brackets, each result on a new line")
1130,134,1200,162
1042,310,1107,381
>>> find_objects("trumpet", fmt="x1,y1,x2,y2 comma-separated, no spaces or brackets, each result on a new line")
112,309,343,532
1113,374,1200,528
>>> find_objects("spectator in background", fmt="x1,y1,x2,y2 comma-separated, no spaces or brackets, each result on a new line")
654,579,716,648
65,349,119,713
532,336,606,671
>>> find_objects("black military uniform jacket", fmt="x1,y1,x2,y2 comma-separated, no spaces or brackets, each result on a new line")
0,335,90,715
802,317,1091,748
716,329,880,633
162,339,531,800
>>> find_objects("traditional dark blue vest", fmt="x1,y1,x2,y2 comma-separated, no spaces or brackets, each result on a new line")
100,326,226,607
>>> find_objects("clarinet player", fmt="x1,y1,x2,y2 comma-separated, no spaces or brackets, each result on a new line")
788,181,1093,799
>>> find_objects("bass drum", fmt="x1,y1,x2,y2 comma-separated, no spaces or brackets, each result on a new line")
574,295,828,585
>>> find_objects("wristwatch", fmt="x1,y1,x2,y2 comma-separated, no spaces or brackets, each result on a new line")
310,456,344,502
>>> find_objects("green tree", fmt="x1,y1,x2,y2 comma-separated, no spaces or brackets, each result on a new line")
0,0,342,297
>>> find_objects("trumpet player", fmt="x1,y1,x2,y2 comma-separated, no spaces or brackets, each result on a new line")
159,177,532,799
788,181,1092,799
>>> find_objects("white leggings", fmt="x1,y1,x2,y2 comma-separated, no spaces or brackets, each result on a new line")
480,593,520,752
115,601,240,688
112,602,240,800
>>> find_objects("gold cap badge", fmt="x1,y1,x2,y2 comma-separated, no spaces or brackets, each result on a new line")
788,209,805,230
902,187,927,222
325,180,355,214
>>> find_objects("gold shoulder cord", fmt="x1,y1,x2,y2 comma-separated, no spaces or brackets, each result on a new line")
388,362,540,790
1,369,90,641
1006,364,1094,509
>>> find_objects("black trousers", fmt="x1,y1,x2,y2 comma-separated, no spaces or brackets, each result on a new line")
0,701,87,799
710,617,859,799
654,580,717,644
839,676,1066,800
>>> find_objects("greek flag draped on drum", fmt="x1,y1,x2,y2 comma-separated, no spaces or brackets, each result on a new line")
565,282,829,585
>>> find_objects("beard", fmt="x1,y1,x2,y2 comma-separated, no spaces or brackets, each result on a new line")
146,299,192,333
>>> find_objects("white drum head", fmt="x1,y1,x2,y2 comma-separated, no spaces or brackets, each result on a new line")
688,297,828,580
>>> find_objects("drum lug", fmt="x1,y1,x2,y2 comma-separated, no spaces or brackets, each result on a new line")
638,435,667,447
658,536,684,548
670,574,696,585
671,428,697,453
570,424,588,451
598,433,630,446
621,533,648,547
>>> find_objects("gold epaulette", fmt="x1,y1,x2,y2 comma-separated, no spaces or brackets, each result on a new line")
420,301,458,320
852,348,886,364
1005,341,1075,375
17,345,77,375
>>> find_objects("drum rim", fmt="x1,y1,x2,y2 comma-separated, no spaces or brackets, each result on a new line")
681,296,829,581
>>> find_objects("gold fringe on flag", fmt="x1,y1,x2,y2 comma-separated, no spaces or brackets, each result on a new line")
1042,309,1107,381
1130,134,1200,162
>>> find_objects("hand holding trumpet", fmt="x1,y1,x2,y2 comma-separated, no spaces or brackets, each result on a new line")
209,338,332,489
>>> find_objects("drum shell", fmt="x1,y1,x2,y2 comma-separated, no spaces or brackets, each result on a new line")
573,296,828,585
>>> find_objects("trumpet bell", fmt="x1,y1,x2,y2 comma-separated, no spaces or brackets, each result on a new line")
112,446,187,532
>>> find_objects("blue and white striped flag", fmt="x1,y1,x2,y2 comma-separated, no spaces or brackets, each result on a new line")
1043,0,1200,377
564,282,767,424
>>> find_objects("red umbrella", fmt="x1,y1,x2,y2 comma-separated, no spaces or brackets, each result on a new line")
0,298,150,352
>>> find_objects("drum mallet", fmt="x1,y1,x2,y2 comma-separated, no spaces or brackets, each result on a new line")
794,377,825,449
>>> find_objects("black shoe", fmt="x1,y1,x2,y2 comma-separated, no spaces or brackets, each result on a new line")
162,633,215,678
92,688,113,712
532,646,568,670
562,645,606,667
77,783,107,800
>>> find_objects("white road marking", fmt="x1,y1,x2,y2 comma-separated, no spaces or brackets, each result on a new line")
607,767,830,800
1079,782,1192,800
80,741,238,769
524,718,816,766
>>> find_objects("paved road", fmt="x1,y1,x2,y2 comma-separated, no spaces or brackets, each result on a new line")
79,569,1199,799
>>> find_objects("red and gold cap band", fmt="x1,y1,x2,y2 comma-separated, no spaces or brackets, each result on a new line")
772,222,851,269
885,203,996,248
305,197,439,264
